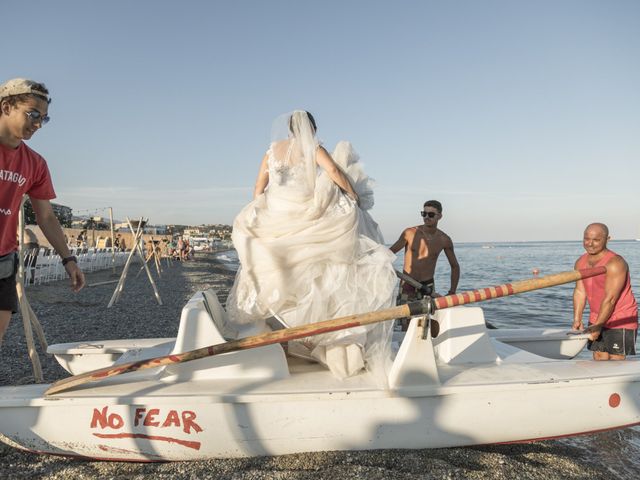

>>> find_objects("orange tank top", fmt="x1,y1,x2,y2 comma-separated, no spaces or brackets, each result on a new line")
577,250,638,329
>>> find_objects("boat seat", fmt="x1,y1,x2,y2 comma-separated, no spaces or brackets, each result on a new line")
170,290,227,353
164,289,289,381
432,307,499,364
201,289,239,340
47,338,174,376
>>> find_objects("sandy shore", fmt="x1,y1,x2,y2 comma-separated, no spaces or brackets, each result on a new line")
0,252,629,479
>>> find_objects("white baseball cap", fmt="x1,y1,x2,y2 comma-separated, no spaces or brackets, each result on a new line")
0,78,50,102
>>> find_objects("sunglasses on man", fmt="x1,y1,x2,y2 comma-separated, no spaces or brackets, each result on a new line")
421,211,438,218
25,110,50,125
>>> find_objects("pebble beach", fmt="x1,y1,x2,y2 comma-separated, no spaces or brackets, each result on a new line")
0,252,632,479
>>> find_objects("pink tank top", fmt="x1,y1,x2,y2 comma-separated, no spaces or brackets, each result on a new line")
577,250,638,329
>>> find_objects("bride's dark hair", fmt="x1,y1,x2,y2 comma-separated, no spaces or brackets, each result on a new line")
289,111,317,134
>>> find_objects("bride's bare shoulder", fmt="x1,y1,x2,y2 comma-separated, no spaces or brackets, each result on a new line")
269,139,291,158
272,139,289,147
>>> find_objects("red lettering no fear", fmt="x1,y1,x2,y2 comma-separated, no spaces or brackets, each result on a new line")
90,406,203,434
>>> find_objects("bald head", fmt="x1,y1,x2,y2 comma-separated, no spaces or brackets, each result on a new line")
585,223,609,238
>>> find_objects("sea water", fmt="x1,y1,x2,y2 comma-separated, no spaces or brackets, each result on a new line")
216,240,639,330
214,240,640,474
423,240,639,331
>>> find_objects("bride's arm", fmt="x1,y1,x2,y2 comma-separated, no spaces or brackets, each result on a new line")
253,153,269,198
315,147,359,204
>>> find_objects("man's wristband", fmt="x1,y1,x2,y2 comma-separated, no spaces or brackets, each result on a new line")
62,255,77,266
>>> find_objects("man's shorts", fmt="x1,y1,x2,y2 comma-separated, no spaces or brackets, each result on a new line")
0,254,18,313
588,327,637,356
397,278,435,303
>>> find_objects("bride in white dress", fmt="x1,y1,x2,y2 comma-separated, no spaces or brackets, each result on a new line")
227,111,397,384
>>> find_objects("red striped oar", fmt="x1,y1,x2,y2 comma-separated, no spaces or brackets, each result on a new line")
45,266,605,395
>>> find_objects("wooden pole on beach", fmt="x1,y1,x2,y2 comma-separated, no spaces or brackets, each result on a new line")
136,240,162,278
108,207,116,274
128,220,163,304
45,266,605,395
107,219,141,307
17,198,47,382
107,217,163,308
87,279,119,287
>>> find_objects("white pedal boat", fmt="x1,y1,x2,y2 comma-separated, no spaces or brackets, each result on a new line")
48,319,590,377
47,327,589,377
1,289,639,461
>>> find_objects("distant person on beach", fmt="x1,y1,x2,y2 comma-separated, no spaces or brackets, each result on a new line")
184,238,192,260
177,237,185,260
116,234,127,251
77,229,88,249
390,200,460,301
572,223,637,360
0,78,85,348
228,110,396,382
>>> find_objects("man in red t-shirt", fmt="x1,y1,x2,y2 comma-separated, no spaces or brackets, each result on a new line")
0,78,85,347
572,223,638,360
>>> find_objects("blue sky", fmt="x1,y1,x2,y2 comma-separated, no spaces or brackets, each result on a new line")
4,1,639,242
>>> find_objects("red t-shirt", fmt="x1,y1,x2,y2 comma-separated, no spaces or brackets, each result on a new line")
0,141,56,256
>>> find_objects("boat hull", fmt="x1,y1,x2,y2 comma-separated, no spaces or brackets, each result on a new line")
4,293,639,461
1,371,639,461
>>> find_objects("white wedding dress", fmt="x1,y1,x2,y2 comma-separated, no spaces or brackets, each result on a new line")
227,112,397,384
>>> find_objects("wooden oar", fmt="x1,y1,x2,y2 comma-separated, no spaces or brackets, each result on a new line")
45,266,605,395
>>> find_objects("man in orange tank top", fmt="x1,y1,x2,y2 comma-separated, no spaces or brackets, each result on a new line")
572,223,638,360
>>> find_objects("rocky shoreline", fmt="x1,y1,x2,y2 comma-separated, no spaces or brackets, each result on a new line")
0,252,628,479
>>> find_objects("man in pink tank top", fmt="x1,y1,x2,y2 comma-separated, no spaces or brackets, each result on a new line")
572,223,637,360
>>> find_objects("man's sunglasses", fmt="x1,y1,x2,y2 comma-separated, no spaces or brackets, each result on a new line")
421,211,438,218
25,110,50,125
